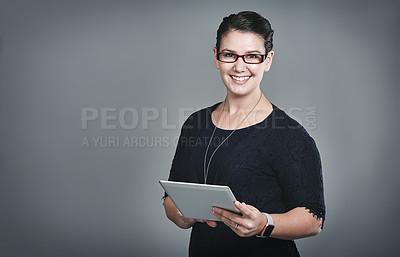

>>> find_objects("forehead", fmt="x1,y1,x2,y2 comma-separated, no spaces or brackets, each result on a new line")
220,30,265,52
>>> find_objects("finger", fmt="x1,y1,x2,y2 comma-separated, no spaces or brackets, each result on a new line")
213,208,239,229
206,220,217,227
234,201,253,217
213,208,242,226
246,204,257,211
213,211,245,236
213,211,236,228
213,206,239,217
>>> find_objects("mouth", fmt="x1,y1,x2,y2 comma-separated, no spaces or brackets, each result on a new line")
230,75,251,84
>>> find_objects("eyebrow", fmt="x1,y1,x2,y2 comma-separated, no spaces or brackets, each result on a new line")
220,48,263,54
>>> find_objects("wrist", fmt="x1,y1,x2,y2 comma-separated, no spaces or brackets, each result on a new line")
258,212,268,234
180,216,195,228
256,213,275,238
178,218,193,229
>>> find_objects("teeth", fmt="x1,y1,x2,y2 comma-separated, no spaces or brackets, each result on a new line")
232,76,250,81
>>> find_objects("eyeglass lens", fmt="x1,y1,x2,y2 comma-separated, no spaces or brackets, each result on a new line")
218,52,265,64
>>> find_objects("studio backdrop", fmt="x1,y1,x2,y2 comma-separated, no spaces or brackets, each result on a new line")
0,0,399,256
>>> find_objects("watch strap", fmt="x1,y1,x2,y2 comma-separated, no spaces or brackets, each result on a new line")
256,213,274,238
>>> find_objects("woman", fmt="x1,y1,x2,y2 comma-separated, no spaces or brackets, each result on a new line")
163,11,325,257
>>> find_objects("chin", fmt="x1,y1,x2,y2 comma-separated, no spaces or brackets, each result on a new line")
226,84,258,97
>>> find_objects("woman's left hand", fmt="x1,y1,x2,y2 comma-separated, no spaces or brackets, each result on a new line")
212,201,267,237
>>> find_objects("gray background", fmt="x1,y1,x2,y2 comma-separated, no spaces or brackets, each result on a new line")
0,0,399,256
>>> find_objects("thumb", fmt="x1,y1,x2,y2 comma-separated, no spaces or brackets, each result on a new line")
246,204,258,211
234,201,251,216
206,220,217,227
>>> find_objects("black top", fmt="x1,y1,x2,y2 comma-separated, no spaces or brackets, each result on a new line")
192,114,261,184
166,103,325,257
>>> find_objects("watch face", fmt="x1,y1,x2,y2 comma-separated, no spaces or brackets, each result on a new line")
265,225,275,237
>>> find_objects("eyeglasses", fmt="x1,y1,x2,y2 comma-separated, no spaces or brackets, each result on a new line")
217,52,267,64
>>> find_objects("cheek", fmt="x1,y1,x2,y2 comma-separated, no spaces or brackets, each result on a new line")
215,60,221,70
249,66,265,77
219,64,233,74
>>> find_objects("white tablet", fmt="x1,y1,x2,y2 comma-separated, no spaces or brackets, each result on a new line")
159,180,241,221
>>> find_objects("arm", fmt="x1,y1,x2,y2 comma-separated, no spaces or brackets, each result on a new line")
163,196,217,229
212,201,322,240
269,206,322,240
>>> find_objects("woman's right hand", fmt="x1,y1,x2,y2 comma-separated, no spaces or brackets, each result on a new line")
176,209,197,228
164,196,217,229
178,210,218,228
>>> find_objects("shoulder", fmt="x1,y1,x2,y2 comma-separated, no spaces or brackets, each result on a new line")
181,102,220,130
268,105,318,151
270,106,302,130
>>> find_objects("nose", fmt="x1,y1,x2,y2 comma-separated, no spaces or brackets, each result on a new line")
233,56,247,73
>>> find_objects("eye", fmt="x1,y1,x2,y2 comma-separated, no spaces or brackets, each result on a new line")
221,52,235,58
247,54,259,59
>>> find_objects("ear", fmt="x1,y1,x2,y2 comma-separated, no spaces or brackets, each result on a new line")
213,47,220,70
264,51,274,72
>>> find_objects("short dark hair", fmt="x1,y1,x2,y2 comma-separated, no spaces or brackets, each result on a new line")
216,11,274,53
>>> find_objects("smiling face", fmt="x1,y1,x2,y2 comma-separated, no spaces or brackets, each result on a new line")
214,30,274,98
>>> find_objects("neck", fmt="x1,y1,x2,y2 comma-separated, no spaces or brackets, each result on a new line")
223,89,263,114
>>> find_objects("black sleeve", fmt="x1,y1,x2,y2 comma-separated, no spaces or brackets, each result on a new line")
163,123,186,199
163,112,198,198
273,127,325,225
